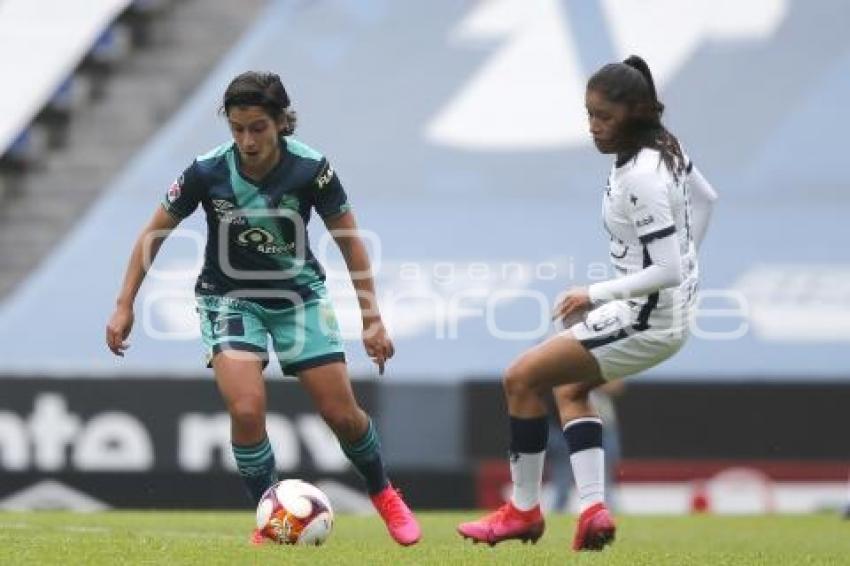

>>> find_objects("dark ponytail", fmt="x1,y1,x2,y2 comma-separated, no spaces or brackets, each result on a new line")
588,55,684,178
622,55,664,114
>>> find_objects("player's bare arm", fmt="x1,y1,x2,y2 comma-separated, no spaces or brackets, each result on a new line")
324,209,395,375
106,205,180,356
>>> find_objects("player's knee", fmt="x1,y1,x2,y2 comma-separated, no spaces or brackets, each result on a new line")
503,360,537,398
319,404,363,441
229,398,265,434
554,383,590,405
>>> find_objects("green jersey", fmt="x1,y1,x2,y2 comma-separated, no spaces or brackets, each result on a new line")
162,136,351,308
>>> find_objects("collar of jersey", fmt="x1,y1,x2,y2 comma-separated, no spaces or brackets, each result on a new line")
232,137,289,189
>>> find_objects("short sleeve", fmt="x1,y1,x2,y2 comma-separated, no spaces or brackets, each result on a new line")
161,161,205,220
312,158,351,219
626,170,676,244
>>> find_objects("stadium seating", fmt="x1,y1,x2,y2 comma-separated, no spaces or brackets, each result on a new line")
0,0,132,159
0,1,187,187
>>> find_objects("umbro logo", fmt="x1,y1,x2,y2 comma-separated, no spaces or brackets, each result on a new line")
212,199,235,212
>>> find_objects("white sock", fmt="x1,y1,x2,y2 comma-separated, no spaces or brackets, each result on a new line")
510,451,545,511
569,447,605,512
563,417,605,513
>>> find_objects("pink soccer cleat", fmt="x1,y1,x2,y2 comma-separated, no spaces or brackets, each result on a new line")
370,484,421,546
457,502,545,546
572,502,616,551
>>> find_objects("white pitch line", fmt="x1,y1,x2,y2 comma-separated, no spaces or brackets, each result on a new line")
62,526,110,534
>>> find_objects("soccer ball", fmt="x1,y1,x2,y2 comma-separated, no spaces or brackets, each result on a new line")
256,479,334,545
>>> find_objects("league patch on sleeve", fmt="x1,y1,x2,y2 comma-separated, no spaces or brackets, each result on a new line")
167,175,184,203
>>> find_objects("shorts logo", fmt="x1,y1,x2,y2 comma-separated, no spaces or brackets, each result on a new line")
316,163,334,190
319,301,341,342
591,316,620,333
212,314,244,337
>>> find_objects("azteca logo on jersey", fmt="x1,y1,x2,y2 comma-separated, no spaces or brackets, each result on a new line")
236,227,296,255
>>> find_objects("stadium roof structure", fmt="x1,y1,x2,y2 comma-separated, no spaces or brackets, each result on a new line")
0,0,131,156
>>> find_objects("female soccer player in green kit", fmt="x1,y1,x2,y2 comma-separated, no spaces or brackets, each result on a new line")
106,71,420,546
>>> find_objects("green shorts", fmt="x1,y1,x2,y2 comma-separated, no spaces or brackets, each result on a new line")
196,288,345,375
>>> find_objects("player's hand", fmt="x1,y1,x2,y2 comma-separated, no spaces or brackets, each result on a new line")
552,287,592,326
362,318,394,376
106,305,134,357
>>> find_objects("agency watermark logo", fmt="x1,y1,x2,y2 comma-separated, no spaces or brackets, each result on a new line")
139,217,749,357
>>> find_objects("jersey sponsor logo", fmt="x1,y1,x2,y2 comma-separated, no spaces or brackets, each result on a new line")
636,215,655,227
236,227,296,255
236,227,274,246
315,163,335,190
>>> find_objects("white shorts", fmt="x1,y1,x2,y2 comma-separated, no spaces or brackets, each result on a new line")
567,300,688,381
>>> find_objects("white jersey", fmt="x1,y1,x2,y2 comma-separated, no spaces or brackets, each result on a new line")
572,147,716,381
600,147,699,317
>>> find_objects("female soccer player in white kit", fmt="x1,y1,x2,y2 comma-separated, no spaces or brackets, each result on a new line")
458,55,718,551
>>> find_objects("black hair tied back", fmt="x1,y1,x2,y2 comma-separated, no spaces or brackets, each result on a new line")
622,55,663,115
588,54,684,177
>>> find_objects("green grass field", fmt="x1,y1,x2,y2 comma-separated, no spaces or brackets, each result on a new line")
0,511,847,565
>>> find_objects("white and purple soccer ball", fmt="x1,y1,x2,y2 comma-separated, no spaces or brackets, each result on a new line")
256,479,334,545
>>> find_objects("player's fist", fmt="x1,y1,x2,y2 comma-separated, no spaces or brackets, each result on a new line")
106,305,134,357
553,287,592,327
362,318,394,376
